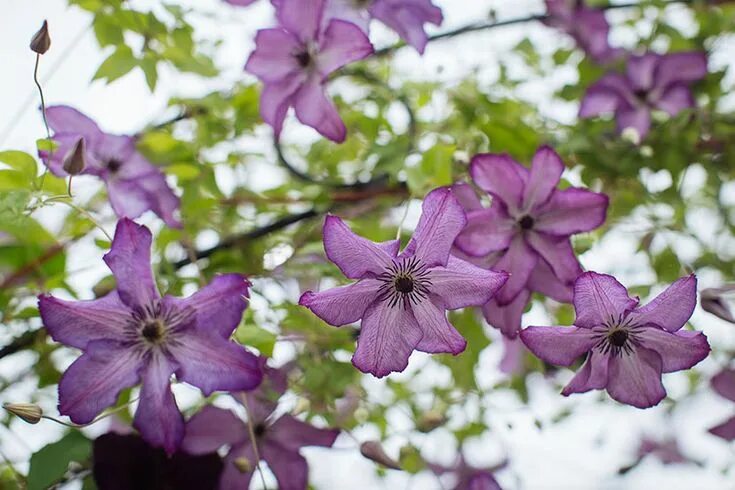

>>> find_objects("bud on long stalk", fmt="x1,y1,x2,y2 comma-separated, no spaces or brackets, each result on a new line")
63,138,86,175
3,402,43,424
30,20,51,55
359,441,402,470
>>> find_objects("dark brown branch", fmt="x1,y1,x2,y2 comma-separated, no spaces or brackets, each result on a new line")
0,329,44,360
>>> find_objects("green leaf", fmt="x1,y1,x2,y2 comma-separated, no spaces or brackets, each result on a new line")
235,324,278,357
26,431,91,490
93,14,125,46
93,45,137,84
0,151,37,180
140,54,159,91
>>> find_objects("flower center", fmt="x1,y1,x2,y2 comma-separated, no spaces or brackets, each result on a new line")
518,215,535,230
377,256,432,309
125,301,194,350
253,423,267,438
633,89,651,106
141,319,165,343
107,158,122,173
608,329,628,347
591,314,643,357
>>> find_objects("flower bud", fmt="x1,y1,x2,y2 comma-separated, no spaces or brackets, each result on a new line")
701,287,735,324
62,138,86,175
416,410,447,433
360,441,401,470
30,20,51,55
3,402,43,424
233,457,253,473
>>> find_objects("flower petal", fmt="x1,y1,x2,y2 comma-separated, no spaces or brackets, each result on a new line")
562,350,610,396
525,232,582,285
527,259,574,303
606,346,666,409
45,105,104,144
654,51,707,89
259,74,306,139
268,414,339,452
470,153,527,213
133,353,184,454
427,255,508,310
406,187,467,267
276,0,325,42
627,53,661,92
412,297,467,355
244,28,302,83
323,215,395,279
572,272,638,329
261,440,309,490
655,83,695,116
493,235,538,305
293,79,347,142
451,183,483,211
483,290,530,338
368,0,443,54
627,275,697,332
352,301,422,377
38,291,131,350
454,206,516,257
519,326,596,366
616,106,651,141
107,169,181,229
709,417,735,442
711,369,735,402
299,280,381,326
533,187,609,236
103,218,159,309
170,333,262,396
182,405,248,455
579,84,625,118
219,443,256,490
318,20,374,76
637,327,709,373
523,146,564,212
58,341,142,424
499,336,526,374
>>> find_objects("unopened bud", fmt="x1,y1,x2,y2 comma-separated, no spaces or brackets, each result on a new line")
360,441,401,470
701,287,735,324
3,402,43,424
416,410,447,433
30,20,51,55
62,138,86,175
233,457,253,473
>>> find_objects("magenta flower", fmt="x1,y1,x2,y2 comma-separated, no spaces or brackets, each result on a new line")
544,0,623,64
580,52,707,141
38,219,262,453
520,272,710,408
299,187,508,377
453,146,608,337
182,365,339,490
40,106,181,228
244,0,373,142
709,369,735,441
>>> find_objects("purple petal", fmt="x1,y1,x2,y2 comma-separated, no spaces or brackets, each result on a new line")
38,292,130,350
572,272,638,329
323,0,371,33
45,105,104,143
244,29,302,83
261,440,309,490
412,298,467,355
468,471,502,490
103,219,159,309
225,0,258,5
268,414,339,451
299,280,381,326
499,336,526,374
406,187,467,268
523,146,564,211
493,235,538,305
709,417,735,442
107,168,181,229
182,405,248,455
293,79,347,142
616,106,651,140
533,188,609,236
654,51,707,89
627,53,661,92
58,341,142,424
133,353,184,454
483,290,530,338
655,83,695,116
628,275,697,332
258,74,306,139
322,215,395,279
276,0,325,43
606,346,666,408
427,255,508,310
470,153,527,213
579,74,631,118
170,333,262,396
318,20,374,76
527,259,574,303
637,327,709,373
520,326,596,366
95,134,137,164
454,206,515,257
525,232,582,285
369,0,443,54
711,369,735,402
451,183,483,211
562,350,610,396
219,443,256,490
352,301,422,377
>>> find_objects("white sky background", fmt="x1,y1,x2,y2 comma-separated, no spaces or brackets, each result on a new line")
1,0,735,489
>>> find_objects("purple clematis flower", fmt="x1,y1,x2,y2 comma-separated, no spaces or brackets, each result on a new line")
520,272,710,408
182,364,339,490
453,146,609,338
580,52,707,141
708,369,735,441
40,106,181,228
244,0,374,143
38,219,262,453
544,0,623,64
299,187,509,377
429,455,505,490
224,0,257,5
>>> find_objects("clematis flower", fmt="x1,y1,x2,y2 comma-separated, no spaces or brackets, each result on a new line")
429,455,505,490
38,219,262,453
453,147,608,338
708,369,735,441
224,0,257,5
579,52,707,141
520,272,710,408
544,0,623,64
299,187,509,377
244,0,374,143
93,432,223,490
40,106,181,228
182,364,339,490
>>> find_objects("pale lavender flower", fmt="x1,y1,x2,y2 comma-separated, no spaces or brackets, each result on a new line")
709,369,735,441
429,455,505,490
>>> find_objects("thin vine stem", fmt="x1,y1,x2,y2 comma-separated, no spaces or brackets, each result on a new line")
241,393,269,490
